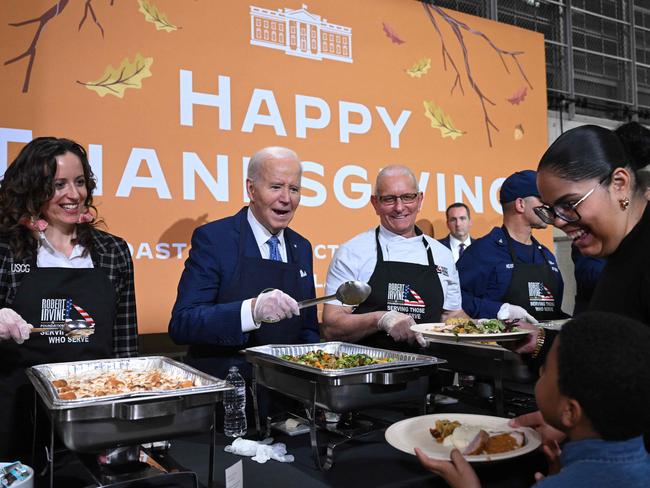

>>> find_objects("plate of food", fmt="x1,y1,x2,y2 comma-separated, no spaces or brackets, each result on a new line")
411,318,531,342
385,413,541,462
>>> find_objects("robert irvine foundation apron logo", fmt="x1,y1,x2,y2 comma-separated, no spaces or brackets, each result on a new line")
387,282,426,309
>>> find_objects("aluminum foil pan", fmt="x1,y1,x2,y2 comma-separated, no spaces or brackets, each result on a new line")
28,356,229,410
245,342,444,377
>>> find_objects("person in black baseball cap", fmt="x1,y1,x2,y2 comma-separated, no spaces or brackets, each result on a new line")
499,169,541,204
457,168,566,327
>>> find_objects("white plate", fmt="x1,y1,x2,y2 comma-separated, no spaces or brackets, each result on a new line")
385,413,541,462
411,323,531,342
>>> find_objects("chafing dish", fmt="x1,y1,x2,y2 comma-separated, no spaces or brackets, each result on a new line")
425,340,535,416
245,342,445,412
26,356,232,453
246,342,445,470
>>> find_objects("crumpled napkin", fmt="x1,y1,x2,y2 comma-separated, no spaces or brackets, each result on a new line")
224,437,294,464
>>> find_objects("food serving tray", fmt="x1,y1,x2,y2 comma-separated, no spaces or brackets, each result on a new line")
245,342,445,412
26,356,232,452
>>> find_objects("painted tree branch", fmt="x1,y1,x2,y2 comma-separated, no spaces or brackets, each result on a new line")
5,0,116,93
422,3,463,96
423,2,533,147
4,0,70,93
79,0,105,37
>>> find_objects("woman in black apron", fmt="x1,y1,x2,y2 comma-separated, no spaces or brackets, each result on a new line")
0,137,138,462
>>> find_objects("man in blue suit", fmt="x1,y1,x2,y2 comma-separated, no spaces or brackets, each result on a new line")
169,147,319,381
438,202,473,263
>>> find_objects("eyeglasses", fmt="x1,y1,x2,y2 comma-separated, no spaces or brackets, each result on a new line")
533,176,609,224
376,192,420,205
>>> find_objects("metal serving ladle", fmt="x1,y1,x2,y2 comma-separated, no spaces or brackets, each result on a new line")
31,320,95,334
297,280,371,309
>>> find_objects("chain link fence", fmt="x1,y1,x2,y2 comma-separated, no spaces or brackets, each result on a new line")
431,0,650,121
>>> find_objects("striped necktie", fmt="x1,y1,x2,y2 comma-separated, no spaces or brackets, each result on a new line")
267,235,281,262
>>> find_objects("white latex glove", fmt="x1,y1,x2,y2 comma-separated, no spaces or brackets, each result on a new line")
377,311,427,348
252,289,299,323
497,303,538,324
224,437,293,464
269,442,294,463
252,443,294,464
224,437,273,456
0,308,31,344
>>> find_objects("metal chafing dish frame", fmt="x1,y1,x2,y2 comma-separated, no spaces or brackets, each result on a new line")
26,356,233,488
245,342,445,470
424,338,537,416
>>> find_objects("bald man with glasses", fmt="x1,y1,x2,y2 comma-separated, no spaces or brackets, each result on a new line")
321,165,465,352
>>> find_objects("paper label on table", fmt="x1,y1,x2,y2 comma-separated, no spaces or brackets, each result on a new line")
225,460,243,488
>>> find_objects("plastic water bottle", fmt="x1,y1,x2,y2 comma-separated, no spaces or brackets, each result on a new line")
223,366,247,437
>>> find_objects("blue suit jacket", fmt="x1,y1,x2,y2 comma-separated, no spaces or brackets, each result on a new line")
571,243,606,315
437,235,472,250
168,207,319,346
457,227,563,318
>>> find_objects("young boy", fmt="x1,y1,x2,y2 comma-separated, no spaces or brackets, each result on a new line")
415,311,650,487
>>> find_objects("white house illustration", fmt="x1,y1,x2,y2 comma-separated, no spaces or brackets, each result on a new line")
250,4,352,63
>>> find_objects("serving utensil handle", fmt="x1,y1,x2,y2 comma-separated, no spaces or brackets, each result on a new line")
297,293,337,309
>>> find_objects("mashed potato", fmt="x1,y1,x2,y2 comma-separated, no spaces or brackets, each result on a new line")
442,425,485,450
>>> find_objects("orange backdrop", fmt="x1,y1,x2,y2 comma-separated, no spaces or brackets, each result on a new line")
0,0,548,333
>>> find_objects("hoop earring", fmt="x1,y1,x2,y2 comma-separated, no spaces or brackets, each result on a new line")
619,197,630,210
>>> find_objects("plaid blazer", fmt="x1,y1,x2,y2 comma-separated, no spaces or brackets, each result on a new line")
0,228,138,357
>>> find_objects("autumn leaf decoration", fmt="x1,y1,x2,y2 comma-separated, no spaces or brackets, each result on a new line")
78,54,153,98
138,0,180,32
507,87,528,105
382,22,405,44
423,101,465,140
406,58,432,78
514,124,525,140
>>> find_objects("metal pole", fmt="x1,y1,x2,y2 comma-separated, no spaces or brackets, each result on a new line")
629,0,639,119
489,0,498,21
564,0,576,118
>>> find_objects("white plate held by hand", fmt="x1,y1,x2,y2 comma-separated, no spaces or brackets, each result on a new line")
411,323,531,342
385,413,541,462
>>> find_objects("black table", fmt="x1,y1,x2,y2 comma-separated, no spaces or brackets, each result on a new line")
46,404,545,487
168,408,546,488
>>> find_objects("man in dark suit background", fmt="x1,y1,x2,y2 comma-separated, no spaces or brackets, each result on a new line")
438,202,473,263
168,146,319,381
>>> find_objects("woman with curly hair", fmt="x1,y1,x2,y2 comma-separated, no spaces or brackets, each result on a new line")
0,137,138,461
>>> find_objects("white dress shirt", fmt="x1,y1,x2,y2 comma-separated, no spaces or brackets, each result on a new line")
326,225,462,310
37,234,94,268
240,209,288,332
246,208,288,262
449,235,472,263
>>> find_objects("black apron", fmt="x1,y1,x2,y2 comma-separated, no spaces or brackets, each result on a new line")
501,227,564,321
354,227,444,351
0,261,116,461
186,216,309,382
